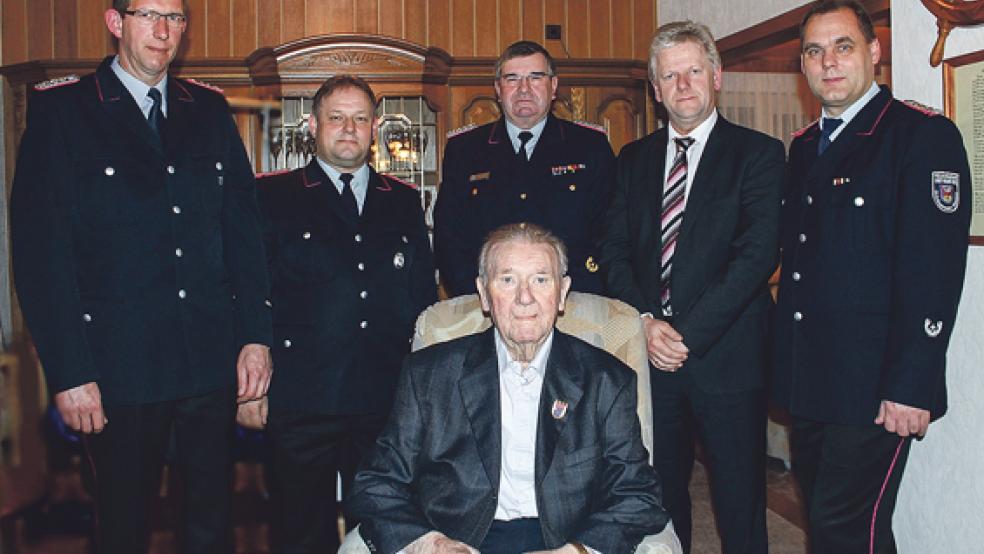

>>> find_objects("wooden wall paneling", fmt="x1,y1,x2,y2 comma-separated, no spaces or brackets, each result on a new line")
633,0,655,61
184,0,207,57
598,95,638,153
77,1,110,60
282,0,306,43
206,0,233,57
2,0,29,65
543,0,564,59
499,0,522,51
475,0,498,56
588,0,611,58
53,0,79,59
427,0,451,52
232,0,258,56
451,0,475,56
257,0,283,50
26,0,54,61
405,0,428,46
305,0,333,35
610,0,632,59
566,0,588,58
354,0,377,34
379,0,405,39
521,0,544,44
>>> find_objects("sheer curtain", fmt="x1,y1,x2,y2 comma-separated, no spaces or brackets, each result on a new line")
719,72,822,148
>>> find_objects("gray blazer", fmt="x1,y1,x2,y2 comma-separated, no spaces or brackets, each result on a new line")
348,329,668,553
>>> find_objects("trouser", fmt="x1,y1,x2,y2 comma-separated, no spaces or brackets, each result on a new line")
791,418,912,554
82,387,236,554
480,518,547,554
649,369,768,554
266,410,389,554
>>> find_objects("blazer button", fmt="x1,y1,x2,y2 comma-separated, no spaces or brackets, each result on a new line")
283,339,292,348
798,233,807,243
104,166,115,176
854,196,865,207
357,262,365,271
519,192,528,200
804,194,813,205
82,313,92,322
360,290,368,299
178,289,187,299
215,161,223,171
172,205,182,214
793,311,803,321
791,271,801,282
360,320,369,329
302,231,311,240
354,234,362,242
167,165,176,174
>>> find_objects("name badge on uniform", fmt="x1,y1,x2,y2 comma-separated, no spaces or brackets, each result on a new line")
393,252,405,269
469,171,490,182
551,400,569,420
551,163,587,176
931,171,960,213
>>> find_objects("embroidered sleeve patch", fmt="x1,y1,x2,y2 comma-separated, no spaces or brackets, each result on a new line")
931,171,959,213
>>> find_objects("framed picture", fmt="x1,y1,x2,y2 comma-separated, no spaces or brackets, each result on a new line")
943,49,984,245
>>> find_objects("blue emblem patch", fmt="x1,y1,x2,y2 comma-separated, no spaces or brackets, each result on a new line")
931,171,959,213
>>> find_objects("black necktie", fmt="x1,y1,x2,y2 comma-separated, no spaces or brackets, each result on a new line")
818,117,842,155
147,87,164,137
339,172,359,217
517,131,534,162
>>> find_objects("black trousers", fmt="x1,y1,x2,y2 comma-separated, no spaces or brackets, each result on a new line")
266,410,388,554
480,518,547,554
81,387,236,554
791,418,912,554
649,369,768,554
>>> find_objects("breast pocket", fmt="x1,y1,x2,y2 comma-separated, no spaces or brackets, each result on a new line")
274,229,340,284
186,155,225,217
76,159,163,227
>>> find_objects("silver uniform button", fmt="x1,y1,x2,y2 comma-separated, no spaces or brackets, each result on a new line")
302,231,311,240
360,320,368,329
175,248,183,257
167,165,175,174
283,339,292,348
172,205,182,214
357,262,365,271
360,290,368,299
104,166,115,176
792,271,801,282
402,235,409,243
793,311,803,321
215,162,223,171
805,194,813,205
355,234,362,242
854,196,865,207
82,313,92,322
798,233,807,243
178,289,187,299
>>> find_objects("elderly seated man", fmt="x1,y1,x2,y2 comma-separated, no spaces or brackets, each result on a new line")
348,222,668,553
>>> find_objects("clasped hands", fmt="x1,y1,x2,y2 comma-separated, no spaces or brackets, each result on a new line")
642,316,688,372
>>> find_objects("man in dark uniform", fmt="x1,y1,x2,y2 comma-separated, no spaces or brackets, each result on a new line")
433,40,615,296
9,1,273,552
239,75,436,553
773,2,972,552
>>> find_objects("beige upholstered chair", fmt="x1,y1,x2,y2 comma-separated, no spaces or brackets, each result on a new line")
340,292,682,554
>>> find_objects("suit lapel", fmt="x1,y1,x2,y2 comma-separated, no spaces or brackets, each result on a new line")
459,330,502,489
676,117,727,251
535,332,584,487
93,59,164,155
162,77,197,156
304,161,360,228
804,86,892,184
649,128,670,229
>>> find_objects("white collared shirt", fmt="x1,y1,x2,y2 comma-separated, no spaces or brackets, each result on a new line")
663,109,718,207
821,81,880,142
316,159,370,214
110,56,167,119
494,329,553,520
505,117,548,160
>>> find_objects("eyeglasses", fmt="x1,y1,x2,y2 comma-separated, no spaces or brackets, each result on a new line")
500,72,553,87
123,8,187,27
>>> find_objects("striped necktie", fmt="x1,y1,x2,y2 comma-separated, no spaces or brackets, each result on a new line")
660,137,694,317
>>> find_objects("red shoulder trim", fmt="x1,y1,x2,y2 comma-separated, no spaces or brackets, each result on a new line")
184,78,225,95
901,99,941,117
792,119,818,139
380,174,418,191
573,120,608,135
256,169,293,179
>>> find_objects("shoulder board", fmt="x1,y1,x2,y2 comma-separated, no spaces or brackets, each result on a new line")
901,99,941,117
34,74,80,91
184,78,225,95
791,119,818,139
573,120,608,135
255,169,293,179
381,174,419,190
446,123,478,139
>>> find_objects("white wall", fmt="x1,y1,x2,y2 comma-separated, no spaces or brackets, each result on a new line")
891,5,984,552
658,0,810,41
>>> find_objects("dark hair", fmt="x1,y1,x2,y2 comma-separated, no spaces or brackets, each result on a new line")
311,75,377,115
494,41,557,80
800,0,876,44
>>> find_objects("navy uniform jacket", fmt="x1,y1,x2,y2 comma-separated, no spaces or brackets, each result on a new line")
257,161,437,416
773,86,972,425
10,57,272,406
434,115,615,295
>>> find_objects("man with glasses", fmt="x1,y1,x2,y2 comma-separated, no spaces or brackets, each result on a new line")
10,1,272,552
434,40,615,297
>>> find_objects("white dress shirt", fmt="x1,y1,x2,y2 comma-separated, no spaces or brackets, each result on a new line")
663,109,718,207
820,81,880,143
316,160,370,214
110,56,167,118
505,117,548,160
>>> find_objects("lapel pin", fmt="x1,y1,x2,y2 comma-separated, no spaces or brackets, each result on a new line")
924,318,943,338
551,400,568,420
393,252,405,269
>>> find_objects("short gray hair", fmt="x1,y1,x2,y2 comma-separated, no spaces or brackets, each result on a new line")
477,223,568,284
648,20,721,83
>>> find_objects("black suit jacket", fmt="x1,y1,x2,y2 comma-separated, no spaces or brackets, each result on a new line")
601,116,784,393
773,86,971,424
434,115,615,295
11,57,272,405
257,161,437,415
348,329,667,553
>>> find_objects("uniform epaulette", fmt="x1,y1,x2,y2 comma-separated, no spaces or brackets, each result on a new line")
573,120,608,135
381,173,419,190
33,75,80,91
901,99,941,117
185,78,225,95
791,119,818,139
446,123,477,139
256,169,293,178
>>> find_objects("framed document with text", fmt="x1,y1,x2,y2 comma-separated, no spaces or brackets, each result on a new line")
944,49,984,245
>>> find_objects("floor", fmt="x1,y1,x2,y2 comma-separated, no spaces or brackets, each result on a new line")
3,457,806,553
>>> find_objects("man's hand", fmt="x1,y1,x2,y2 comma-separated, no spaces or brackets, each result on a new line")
54,381,107,434
875,400,930,437
236,397,269,430
642,316,689,372
404,531,479,554
236,343,272,402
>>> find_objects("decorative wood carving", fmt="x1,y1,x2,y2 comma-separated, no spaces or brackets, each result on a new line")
919,0,984,67
461,97,500,127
